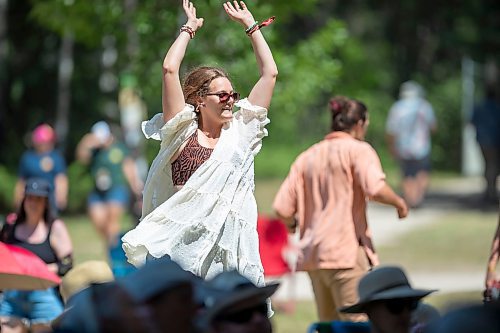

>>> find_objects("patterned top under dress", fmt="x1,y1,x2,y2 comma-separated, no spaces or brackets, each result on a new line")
171,132,213,186
121,99,269,287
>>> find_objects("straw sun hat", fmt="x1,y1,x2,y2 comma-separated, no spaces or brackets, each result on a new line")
59,260,114,303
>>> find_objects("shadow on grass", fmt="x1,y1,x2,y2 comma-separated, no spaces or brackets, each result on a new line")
424,190,499,212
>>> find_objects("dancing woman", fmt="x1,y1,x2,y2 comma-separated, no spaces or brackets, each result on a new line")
122,0,277,287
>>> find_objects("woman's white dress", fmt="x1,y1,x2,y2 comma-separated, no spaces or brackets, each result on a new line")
121,98,269,286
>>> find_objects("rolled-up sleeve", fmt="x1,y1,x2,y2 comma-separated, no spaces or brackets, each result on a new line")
353,144,386,198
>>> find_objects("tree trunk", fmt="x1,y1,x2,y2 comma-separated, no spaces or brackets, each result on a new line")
55,29,74,153
124,0,138,72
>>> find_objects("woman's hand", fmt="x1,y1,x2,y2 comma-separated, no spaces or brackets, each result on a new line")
183,0,204,31
223,1,256,28
396,198,409,219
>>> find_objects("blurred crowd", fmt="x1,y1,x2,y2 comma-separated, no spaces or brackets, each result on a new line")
0,84,497,333
0,6,499,328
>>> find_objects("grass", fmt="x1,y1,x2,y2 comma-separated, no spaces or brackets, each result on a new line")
272,301,317,333
67,215,106,263
66,214,136,265
377,211,498,272
61,177,496,333
255,178,286,214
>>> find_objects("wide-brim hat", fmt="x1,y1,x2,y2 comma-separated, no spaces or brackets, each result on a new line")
117,256,198,303
340,266,437,314
196,271,279,329
52,284,101,331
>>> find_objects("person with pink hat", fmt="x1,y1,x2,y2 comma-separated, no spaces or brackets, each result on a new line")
14,123,68,214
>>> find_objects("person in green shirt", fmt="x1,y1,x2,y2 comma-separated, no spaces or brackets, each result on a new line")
76,121,143,269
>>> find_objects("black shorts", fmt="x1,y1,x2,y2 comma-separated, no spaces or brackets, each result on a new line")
400,156,431,177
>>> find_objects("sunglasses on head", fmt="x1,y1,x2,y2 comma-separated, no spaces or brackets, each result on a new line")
204,91,240,103
383,298,419,315
215,302,267,324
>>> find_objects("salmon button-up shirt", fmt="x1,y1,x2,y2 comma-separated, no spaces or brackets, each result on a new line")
273,131,386,271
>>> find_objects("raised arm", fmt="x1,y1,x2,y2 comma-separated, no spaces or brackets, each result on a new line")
224,1,278,109
162,0,204,122
76,133,99,165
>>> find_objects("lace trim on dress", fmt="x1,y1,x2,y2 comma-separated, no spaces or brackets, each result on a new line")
122,188,265,286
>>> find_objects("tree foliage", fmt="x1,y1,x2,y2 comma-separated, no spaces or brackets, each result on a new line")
1,0,498,180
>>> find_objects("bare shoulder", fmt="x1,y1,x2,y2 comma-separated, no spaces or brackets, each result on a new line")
51,219,69,234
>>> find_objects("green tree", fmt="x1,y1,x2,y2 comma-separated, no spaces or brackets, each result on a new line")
1,0,498,211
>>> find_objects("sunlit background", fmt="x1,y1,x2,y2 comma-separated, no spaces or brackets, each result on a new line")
0,1,498,332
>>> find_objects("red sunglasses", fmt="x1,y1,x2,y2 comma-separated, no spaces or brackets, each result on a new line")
205,91,240,103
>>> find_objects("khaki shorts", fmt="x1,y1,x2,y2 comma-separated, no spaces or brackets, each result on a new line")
307,247,369,322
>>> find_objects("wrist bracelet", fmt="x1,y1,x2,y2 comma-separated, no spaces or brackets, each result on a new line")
246,16,276,36
180,25,195,39
246,25,260,36
245,21,258,34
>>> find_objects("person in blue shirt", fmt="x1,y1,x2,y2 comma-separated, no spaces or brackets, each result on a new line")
14,124,68,214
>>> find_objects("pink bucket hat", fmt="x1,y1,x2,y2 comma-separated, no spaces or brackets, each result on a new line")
32,124,56,144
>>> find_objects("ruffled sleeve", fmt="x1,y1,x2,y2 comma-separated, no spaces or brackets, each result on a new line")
233,98,270,156
139,104,198,218
141,104,197,144
142,113,165,141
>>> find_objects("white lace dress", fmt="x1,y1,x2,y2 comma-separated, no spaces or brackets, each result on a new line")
121,98,269,286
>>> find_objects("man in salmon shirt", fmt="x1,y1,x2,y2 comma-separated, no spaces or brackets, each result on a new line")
273,96,408,322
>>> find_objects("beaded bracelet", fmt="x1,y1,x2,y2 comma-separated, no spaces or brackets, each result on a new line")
245,21,259,34
180,25,195,39
246,24,260,36
246,16,276,36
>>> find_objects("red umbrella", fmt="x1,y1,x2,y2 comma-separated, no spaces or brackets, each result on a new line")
0,241,61,290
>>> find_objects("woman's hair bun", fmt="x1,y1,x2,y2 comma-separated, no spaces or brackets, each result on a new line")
329,96,349,114
329,98,342,113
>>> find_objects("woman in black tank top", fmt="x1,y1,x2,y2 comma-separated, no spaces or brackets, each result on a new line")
0,178,73,333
